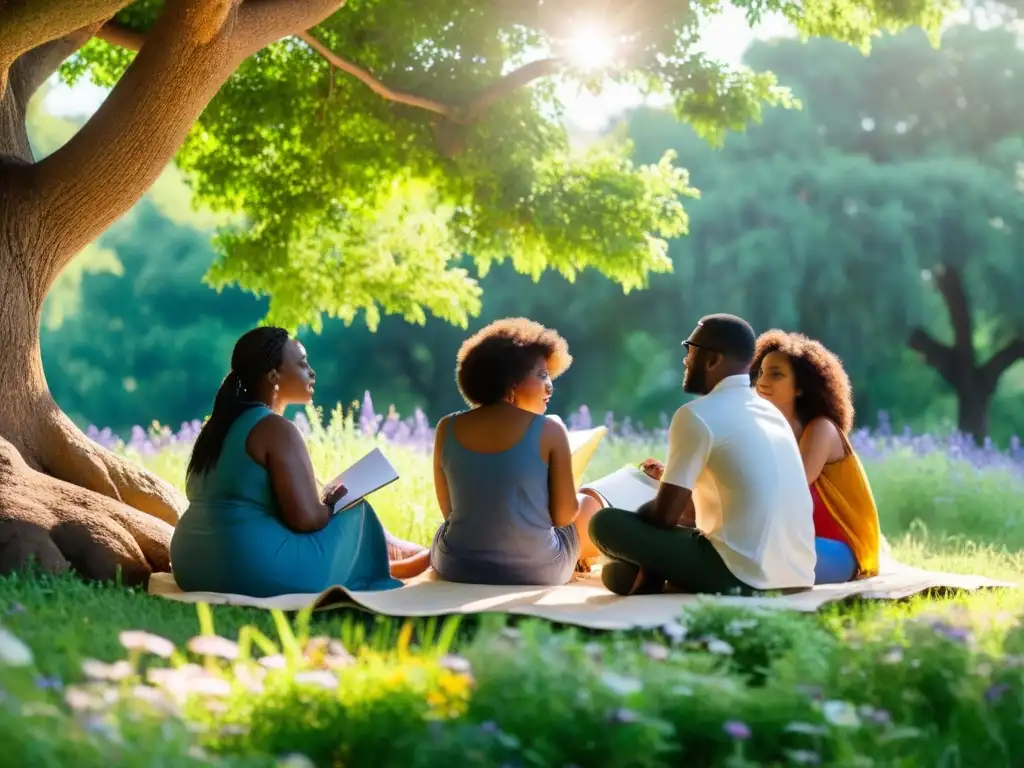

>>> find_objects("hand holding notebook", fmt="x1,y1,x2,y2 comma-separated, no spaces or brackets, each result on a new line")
321,448,400,514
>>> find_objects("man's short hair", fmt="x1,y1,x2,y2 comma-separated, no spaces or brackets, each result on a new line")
684,314,756,365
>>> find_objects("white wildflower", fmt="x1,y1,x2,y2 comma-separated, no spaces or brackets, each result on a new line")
726,618,759,636
187,635,240,660
706,638,734,656
785,721,829,736
661,621,687,644
118,631,175,659
0,626,33,667
822,699,861,728
294,670,338,689
642,642,669,661
277,755,316,768
81,659,133,682
600,671,643,697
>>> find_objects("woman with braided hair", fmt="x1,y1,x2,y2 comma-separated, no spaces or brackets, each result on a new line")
751,330,882,584
170,326,428,597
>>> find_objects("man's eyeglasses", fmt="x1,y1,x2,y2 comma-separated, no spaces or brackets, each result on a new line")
682,340,717,353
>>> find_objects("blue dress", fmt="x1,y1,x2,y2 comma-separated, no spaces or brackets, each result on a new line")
171,406,401,597
430,412,580,586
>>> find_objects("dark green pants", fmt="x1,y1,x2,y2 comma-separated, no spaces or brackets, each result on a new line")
588,507,754,596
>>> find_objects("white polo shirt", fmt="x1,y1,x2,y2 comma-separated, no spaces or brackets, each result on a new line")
661,374,816,590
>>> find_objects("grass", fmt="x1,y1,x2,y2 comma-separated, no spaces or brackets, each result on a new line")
1,407,1023,767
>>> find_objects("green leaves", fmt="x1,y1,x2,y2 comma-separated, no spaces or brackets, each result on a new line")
59,0,957,332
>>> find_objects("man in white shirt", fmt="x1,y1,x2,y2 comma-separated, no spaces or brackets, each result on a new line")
588,314,816,596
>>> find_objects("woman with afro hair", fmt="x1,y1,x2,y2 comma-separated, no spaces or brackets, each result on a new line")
751,330,882,583
428,318,603,585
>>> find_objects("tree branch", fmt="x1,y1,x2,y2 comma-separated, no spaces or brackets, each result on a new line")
95,19,145,50
462,58,560,122
297,30,451,117
981,337,1024,391
0,0,131,68
237,0,347,57
908,327,957,389
95,15,560,126
932,263,974,363
29,0,247,291
10,21,108,101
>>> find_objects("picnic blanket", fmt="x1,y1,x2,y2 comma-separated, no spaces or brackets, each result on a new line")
147,556,1016,631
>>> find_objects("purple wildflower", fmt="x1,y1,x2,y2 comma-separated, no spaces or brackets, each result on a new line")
723,720,752,740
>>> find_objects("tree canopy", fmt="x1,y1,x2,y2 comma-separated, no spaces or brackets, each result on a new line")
61,0,954,333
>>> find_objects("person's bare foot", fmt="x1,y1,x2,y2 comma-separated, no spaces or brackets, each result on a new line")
390,550,431,580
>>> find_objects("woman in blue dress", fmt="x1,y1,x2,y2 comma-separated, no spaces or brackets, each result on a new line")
171,326,428,597
428,318,603,586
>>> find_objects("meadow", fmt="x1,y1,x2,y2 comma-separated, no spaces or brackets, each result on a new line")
2,394,1024,767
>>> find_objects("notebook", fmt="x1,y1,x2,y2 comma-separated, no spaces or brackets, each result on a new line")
322,448,400,514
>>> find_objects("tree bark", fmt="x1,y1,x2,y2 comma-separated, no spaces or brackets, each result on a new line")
0,0,345,586
907,264,1024,442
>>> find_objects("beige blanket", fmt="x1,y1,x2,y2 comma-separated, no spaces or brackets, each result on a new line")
147,558,1016,631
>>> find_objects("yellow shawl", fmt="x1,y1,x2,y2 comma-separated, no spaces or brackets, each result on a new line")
811,428,881,578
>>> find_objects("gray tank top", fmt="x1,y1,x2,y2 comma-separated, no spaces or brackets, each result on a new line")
434,412,563,575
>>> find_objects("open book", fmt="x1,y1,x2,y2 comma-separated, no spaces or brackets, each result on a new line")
321,448,400,514
567,426,607,488
581,465,659,511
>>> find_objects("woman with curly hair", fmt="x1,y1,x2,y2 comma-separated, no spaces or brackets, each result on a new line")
751,330,881,583
428,318,603,585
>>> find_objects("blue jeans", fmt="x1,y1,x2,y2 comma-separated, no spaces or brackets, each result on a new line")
815,537,857,584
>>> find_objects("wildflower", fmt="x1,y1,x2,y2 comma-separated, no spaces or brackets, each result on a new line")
785,750,821,765
439,654,472,675
232,662,267,693
294,670,338,689
726,618,759,636
583,642,604,661
82,716,123,743
642,642,668,661
277,754,316,768
785,721,828,736
6,602,25,615
859,705,891,725
985,682,1011,704
81,659,133,681
606,707,642,724
259,654,287,669
821,700,861,728
600,671,643,696
0,626,33,667
35,675,62,690
661,621,687,644
187,634,240,660
119,631,175,659
705,638,734,656
881,646,904,664
929,620,971,644
480,721,500,734
66,687,100,712
723,720,751,740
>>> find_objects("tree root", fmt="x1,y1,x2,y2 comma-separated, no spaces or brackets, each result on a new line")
39,409,186,526
0,437,173,587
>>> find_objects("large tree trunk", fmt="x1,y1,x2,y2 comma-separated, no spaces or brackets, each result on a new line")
908,264,1024,443
0,0,345,587
0,237,184,584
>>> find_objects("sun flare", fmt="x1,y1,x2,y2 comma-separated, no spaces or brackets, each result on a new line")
562,23,618,72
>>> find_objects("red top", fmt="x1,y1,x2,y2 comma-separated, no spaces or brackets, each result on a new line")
811,483,851,546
